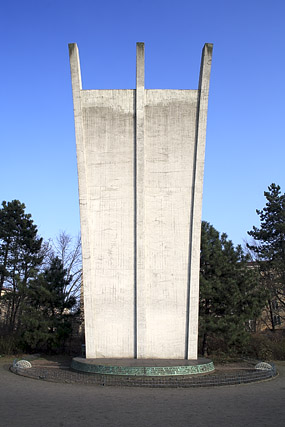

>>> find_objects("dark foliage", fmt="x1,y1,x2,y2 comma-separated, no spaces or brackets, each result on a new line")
247,183,285,330
0,200,43,333
0,200,79,354
21,257,77,353
199,221,266,356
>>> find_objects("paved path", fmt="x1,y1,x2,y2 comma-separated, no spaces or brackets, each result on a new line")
1,358,285,427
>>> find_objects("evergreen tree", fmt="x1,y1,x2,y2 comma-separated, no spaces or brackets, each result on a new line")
200,221,266,356
0,200,43,332
21,256,77,352
247,183,285,330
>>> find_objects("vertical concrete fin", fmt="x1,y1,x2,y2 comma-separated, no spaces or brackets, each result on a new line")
135,42,146,358
69,43,82,93
186,43,213,359
68,42,86,221
198,43,213,92
136,42,145,88
68,43,86,208
69,43,91,356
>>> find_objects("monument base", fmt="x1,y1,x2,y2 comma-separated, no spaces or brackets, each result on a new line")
71,357,214,377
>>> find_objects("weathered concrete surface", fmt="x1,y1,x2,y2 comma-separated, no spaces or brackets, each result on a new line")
69,43,213,359
141,89,200,359
1,358,285,427
78,88,136,358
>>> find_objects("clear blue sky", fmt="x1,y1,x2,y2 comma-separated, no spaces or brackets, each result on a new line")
1,0,284,247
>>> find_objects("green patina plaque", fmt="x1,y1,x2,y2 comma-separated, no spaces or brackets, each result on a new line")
71,359,215,377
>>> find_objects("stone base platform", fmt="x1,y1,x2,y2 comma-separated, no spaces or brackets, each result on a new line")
71,357,215,376
10,357,277,387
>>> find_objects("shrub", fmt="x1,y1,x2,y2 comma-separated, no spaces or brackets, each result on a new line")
247,331,285,360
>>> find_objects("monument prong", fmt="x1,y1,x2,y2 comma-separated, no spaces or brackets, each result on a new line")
135,42,146,358
136,42,145,88
69,43,82,92
69,42,93,359
186,42,213,359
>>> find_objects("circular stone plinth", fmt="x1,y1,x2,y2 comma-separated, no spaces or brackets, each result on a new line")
71,357,214,376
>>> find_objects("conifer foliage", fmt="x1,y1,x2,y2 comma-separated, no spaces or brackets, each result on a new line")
247,183,285,330
21,257,77,352
0,200,43,333
199,221,266,356
0,200,78,353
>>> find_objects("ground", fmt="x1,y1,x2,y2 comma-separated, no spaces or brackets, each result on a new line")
1,356,285,427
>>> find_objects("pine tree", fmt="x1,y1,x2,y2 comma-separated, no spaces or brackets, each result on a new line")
21,256,77,352
0,200,43,332
247,183,285,330
200,221,266,356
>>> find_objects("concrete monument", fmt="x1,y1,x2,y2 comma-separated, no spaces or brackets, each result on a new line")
69,42,213,360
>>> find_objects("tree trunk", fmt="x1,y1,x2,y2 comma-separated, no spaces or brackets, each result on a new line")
268,299,275,331
201,332,208,356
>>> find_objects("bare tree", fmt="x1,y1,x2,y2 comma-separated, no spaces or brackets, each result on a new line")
49,231,82,304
